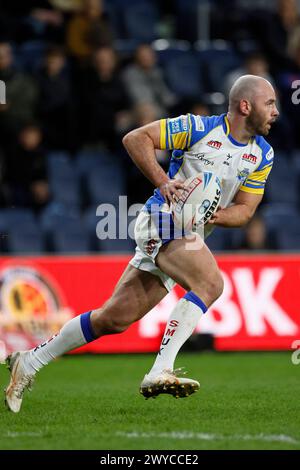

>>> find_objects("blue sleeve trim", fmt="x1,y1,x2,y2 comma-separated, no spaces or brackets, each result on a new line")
80,311,96,342
255,136,274,171
183,291,208,313
189,114,224,147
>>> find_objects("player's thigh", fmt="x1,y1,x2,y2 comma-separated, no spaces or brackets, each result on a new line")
155,235,223,306
92,264,168,328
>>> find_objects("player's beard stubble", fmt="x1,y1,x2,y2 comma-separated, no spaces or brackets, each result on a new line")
245,106,273,136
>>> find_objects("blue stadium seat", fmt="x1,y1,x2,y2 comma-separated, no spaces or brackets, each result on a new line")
0,209,36,233
165,53,204,97
206,227,230,251
17,40,47,72
194,41,241,92
277,224,300,250
47,152,81,207
153,39,191,67
264,153,298,205
76,149,113,179
86,165,125,206
122,2,158,41
7,223,45,254
52,227,90,253
261,203,299,232
98,237,135,253
39,203,81,233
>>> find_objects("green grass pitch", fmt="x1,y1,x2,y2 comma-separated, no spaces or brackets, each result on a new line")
0,352,299,450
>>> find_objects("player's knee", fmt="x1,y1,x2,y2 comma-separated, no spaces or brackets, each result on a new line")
192,270,224,304
204,271,224,302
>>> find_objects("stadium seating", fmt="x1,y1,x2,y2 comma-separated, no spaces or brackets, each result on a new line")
194,41,241,92
123,2,158,42
86,165,125,207
277,224,300,250
52,227,90,253
165,52,204,97
0,208,36,233
6,222,45,254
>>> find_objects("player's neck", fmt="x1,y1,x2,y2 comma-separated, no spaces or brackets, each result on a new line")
226,112,252,145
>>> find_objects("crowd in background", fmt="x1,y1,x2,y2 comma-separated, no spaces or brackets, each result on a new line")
0,0,299,253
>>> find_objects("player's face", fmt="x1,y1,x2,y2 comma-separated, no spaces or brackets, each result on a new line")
246,87,279,136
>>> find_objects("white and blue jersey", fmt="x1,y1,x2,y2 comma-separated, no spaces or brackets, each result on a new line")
130,113,274,291
145,113,274,214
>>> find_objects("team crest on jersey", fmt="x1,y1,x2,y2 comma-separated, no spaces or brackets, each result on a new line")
237,168,250,182
207,140,222,149
242,153,258,164
169,116,188,134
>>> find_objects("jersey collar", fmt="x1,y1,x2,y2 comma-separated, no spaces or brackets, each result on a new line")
222,114,250,147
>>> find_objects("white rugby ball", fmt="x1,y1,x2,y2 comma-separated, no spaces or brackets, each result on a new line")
171,172,222,232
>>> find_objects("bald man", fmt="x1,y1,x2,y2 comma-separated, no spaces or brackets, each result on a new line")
4,75,279,412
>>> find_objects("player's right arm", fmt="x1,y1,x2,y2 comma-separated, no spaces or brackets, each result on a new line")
122,120,185,205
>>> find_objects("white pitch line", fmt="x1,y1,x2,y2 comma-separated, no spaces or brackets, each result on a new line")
116,431,299,445
5,431,43,438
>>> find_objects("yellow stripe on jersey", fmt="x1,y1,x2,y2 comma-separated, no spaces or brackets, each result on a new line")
187,114,193,148
224,116,230,136
160,119,167,149
239,185,264,195
172,131,188,149
240,162,273,194
246,163,273,184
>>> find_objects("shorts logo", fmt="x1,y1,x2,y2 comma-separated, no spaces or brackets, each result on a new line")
207,140,222,149
169,116,188,134
145,238,158,256
242,153,258,164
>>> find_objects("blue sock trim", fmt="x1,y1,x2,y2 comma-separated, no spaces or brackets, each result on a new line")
80,311,96,342
183,291,208,313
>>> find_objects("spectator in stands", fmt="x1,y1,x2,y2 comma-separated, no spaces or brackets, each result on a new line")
275,25,300,148
237,214,277,251
36,45,74,150
122,43,177,118
79,46,131,151
0,42,38,144
0,0,64,43
224,53,274,96
4,123,50,211
259,0,300,70
66,0,113,63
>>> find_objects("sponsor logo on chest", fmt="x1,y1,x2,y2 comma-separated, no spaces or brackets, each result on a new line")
242,153,258,164
207,140,222,150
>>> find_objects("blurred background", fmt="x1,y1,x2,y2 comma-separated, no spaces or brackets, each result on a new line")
0,0,299,254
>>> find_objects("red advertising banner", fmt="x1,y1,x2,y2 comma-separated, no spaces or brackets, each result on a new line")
0,254,299,356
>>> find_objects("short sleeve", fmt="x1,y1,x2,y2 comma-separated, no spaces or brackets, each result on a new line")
240,144,274,195
160,114,213,150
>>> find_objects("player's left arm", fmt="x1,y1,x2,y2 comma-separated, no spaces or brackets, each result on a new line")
209,143,274,228
208,190,263,228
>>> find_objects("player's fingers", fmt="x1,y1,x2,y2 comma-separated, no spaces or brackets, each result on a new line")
174,181,185,189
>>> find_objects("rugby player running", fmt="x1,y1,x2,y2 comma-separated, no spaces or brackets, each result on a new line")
4,75,279,412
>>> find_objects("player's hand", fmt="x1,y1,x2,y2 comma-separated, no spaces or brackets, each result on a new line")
207,206,224,225
159,179,185,206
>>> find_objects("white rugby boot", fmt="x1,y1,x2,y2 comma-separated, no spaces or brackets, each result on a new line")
4,351,35,413
140,368,200,399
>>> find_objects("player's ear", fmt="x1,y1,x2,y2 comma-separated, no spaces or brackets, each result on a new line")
239,99,251,116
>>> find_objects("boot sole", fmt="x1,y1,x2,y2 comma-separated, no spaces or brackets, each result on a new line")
140,380,200,399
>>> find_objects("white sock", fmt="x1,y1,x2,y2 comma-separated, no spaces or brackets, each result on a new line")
22,311,96,374
148,292,207,376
